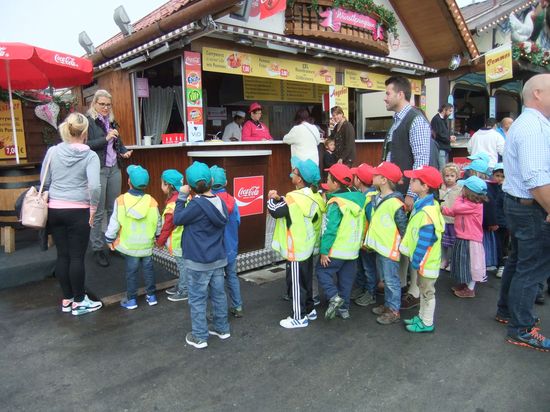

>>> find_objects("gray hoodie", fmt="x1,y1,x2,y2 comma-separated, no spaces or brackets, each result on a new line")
41,142,101,207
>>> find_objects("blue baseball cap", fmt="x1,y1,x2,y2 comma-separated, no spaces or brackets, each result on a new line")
493,163,504,172
458,175,487,195
467,152,490,164
210,165,227,189
290,156,321,185
161,169,183,191
464,158,489,175
186,161,212,188
127,165,149,189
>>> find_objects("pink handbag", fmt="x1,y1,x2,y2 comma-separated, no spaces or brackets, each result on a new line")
20,151,53,229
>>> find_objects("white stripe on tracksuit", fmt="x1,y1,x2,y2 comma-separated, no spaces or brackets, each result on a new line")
291,261,302,320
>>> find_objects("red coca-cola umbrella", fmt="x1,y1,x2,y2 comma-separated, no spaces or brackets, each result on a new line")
0,42,93,163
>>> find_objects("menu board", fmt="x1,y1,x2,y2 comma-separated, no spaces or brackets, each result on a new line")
0,100,26,160
344,69,422,95
203,47,335,85
243,77,329,103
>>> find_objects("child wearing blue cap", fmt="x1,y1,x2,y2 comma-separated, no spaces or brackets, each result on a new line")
442,176,488,298
156,169,189,302
211,165,244,318
267,157,325,328
173,161,229,349
105,165,161,309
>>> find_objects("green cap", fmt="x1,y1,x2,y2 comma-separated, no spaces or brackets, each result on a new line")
186,161,212,188
210,165,227,189
126,165,149,189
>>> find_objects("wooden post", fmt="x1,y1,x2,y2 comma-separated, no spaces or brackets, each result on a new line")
3,226,15,253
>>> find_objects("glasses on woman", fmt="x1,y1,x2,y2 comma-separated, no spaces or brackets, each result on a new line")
96,102,112,108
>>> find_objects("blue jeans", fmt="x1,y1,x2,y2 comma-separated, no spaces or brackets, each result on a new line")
377,254,401,311
316,258,356,310
497,196,550,336
355,250,378,295
225,259,242,309
438,149,449,171
174,256,188,294
125,255,155,300
187,267,229,341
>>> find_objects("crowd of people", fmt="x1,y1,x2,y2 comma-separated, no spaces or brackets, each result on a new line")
41,75,549,352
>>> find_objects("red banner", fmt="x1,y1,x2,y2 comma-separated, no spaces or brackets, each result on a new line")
260,0,286,20
233,176,264,217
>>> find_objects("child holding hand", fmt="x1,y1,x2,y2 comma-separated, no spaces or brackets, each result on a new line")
439,163,461,271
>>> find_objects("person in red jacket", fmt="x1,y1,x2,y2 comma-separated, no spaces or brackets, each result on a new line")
242,102,273,141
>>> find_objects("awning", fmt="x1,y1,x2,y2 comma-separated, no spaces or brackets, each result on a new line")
454,73,487,89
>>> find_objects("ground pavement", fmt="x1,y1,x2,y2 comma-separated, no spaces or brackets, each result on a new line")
0,263,549,411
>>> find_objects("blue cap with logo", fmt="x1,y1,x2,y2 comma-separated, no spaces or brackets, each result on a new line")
290,156,321,185
458,175,487,195
493,162,504,172
127,165,149,189
186,161,212,188
210,165,227,189
467,152,490,164
161,169,183,191
464,158,489,175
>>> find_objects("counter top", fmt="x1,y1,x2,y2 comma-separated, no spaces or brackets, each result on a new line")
188,150,272,157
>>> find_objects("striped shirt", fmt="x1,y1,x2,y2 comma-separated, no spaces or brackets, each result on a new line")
503,108,550,199
386,104,432,197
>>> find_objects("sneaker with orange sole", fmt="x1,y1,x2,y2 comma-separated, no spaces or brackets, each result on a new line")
506,327,550,352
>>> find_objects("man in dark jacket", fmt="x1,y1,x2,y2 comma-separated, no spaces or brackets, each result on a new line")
431,103,456,170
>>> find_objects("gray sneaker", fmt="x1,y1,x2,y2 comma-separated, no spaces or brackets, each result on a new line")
371,304,387,316
336,309,351,320
350,287,366,300
167,290,188,302
376,310,401,325
230,306,244,318
325,295,344,320
165,286,178,295
355,293,376,307
185,332,207,349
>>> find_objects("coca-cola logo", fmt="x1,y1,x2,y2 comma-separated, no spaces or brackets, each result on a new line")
54,54,78,68
238,185,260,199
185,56,201,66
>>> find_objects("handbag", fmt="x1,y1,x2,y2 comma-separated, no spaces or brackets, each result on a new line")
20,150,53,229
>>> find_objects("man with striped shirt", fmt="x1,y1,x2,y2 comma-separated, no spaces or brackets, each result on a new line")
496,74,550,352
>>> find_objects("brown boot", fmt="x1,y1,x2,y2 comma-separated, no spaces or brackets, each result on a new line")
376,310,401,325
400,293,420,310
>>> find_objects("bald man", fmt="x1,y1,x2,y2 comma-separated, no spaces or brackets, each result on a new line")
496,74,550,352
497,117,514,138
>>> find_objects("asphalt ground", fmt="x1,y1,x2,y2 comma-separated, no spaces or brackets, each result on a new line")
0,267,549,411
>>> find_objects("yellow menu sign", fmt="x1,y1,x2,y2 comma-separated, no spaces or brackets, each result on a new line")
243,77,281,101
485,45,513,83
243,77,329,103
0,100,26,160
344,69,422,94
203,47,335,85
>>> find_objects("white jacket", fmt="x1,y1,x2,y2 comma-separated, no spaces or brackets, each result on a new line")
467,128,505,168
282,122,321,165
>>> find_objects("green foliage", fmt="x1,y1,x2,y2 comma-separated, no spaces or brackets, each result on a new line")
512,41,550,68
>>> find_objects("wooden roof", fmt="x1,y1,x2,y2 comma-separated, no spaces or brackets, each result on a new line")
390,0,479,69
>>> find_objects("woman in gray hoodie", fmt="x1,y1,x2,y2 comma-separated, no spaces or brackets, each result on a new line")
41,113,102,316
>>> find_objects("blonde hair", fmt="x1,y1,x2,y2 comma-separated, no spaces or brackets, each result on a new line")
442,163,460,178
59,112,89,142
87,89,114,121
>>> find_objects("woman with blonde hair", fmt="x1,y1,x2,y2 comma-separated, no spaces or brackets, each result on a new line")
86,89,132,267
41,112,102,315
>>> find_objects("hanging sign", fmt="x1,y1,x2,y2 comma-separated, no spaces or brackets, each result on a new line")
319,7,384,40
243,77,329,102
329,86,349,119
0,100,27,160
135,77,149,98
234,175,264,217
203,47,335,85
344,69,422,95
485,44,513,83
260,0,286,20
184,51,204,142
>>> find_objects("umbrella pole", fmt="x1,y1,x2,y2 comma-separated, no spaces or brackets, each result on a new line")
5,61,20,164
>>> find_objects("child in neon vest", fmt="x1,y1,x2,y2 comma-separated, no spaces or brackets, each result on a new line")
105,165,161,310
211,165,244,318
350,163,379,307
399,166,445,333
268,157,324,329
316,163,365,321
364,161,408,325
156,169,188,302
173,161,229,349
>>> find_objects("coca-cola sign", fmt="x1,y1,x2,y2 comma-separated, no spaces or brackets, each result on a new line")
233,176,264,217
54,54,79,68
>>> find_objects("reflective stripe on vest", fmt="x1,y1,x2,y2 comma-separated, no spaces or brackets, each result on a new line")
364,196,403,261
162,201,183,256
327,196,365,260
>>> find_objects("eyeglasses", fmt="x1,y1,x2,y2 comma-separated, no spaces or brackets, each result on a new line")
96,102,112,108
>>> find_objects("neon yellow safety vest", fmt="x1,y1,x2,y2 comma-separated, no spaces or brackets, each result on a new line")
271,188,320,262
363,189,379,235
364,196,404,261
114,193,159,257
311,191,327,255
399,204,445,278
162,200,183,257
327,197,365,260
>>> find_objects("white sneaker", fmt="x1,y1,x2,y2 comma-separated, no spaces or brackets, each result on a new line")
307,309,317,320
61,299,73,313
279,316,308,329
72,295,102,316
208,329,231,340
496,266,504,278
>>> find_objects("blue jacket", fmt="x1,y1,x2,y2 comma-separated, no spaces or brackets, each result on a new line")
173,193,228,270
213,188,240,264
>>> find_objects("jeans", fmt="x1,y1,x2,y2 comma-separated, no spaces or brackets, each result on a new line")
125,255,156,300
48,208,91,302
187,267,229,340
355,250,378,295
316,258,356,310
90,165,121,251
438,149,449,170
497,196,550,336
225,259,243,309
377,254,401,311
174,256,188,294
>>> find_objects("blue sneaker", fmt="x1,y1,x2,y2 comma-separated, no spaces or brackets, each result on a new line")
145,294,157,306
120,298,138,310
507,327,550,352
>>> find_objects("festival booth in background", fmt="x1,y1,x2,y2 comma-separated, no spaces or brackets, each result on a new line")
72,0,478,272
